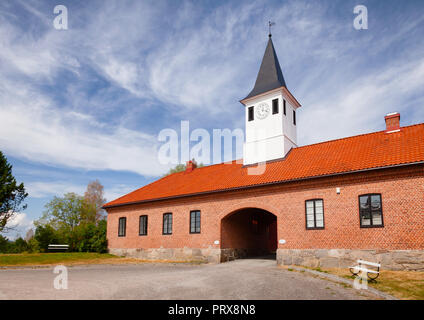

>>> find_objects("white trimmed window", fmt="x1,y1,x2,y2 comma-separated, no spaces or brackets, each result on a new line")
305,199,324,229
118,217,126,237
359,194,383,228
163,213,172,235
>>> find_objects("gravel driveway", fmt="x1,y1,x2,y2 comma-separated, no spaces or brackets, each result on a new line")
0,258,379,300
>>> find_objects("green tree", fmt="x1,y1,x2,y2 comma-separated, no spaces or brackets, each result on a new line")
27,237,40,253
34,180,108,252
12,237,28,253
0,234,10,253
34,225,59,252
37,193,87,232
0,151,28,232
89,220,107,253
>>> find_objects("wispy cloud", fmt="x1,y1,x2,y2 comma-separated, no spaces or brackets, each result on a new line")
0,0,423,196
0,77,167,176
25,180,136,203
3,212,34,240
25,181,86,199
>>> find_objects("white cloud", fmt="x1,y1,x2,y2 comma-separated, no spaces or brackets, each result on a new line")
0,78,168,177
104,184,139,203
3,212,34,240
25,181,86,199
299,56,424,145
25,180,137,203
0,0,423,177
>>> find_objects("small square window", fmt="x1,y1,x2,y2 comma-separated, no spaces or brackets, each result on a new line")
272,99,279,114
163,213,172,235
305,199,324,230
190,210,201,234
139,215,148,236
359,194,383,228
118,217,126,237
248,106,254,121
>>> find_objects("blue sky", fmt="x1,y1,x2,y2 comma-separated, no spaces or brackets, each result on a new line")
1,0,424,238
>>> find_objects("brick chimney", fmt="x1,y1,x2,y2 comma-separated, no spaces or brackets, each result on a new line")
385,112,400,133
185,160,197,173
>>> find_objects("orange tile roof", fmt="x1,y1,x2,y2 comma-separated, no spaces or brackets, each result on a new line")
104,124,424,208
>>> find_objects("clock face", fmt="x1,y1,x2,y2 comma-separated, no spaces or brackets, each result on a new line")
256,102,270,120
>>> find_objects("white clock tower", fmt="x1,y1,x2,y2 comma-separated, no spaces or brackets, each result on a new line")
241,33,301,166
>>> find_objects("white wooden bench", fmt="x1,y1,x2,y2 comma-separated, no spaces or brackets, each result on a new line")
48,244,69,252
349,259,381,281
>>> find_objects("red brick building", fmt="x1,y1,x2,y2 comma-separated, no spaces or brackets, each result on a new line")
104,35,424,270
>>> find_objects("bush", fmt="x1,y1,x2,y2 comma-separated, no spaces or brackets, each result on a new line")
34,225,60,252
32,220,107,254
0,235,9,253
73,220,107,253
91,220,107,253
12,237,28,253
0,236,36,254
27,238,40,253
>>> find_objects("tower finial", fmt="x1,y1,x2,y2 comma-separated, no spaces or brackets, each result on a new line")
268,21,275,38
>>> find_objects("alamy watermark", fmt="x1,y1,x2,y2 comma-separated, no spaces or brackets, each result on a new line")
352,266,368,290
157,121,267,175
53,5,68,30
353,5,368,30
53,265,68,290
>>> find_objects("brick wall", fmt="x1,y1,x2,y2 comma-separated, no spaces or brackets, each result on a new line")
106,164,424,252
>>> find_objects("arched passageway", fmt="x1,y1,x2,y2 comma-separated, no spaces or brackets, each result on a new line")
220,208,277,261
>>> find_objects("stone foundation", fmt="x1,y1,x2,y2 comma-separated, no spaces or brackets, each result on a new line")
109,247,221,263
110,247,424,270
277,249,424,271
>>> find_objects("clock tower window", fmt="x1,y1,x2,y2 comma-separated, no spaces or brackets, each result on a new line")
283,99,286,115
248,106,254,121
272,99,279,114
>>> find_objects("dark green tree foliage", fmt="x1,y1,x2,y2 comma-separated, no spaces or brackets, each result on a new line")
31,181,108,254
74,220,107,253
34,225,60,252
0,234,9,253
13,237,28,253
0,151,28,232
38,193,89,232
90,220,107,253
0,234,40,253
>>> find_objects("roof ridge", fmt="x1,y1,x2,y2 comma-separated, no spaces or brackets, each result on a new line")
295,123,424,150
103,123,424,208
106,161,237,205
106,170,180,204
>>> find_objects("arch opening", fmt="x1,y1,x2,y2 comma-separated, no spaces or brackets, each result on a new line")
220,208,277,262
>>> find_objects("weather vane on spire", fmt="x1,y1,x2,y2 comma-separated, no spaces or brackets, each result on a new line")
268,21,276,37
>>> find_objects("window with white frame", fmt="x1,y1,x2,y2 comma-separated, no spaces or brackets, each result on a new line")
359,194,383,227
163,213,172,235
305,199,324,229
139,215,148,236
190,210,201,234
118,217,126,237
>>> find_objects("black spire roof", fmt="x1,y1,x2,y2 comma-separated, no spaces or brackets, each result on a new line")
243,36,287,100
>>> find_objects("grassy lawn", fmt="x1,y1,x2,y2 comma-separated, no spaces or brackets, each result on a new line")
0,252,123,267
0,253,206,267
313,267,424,300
